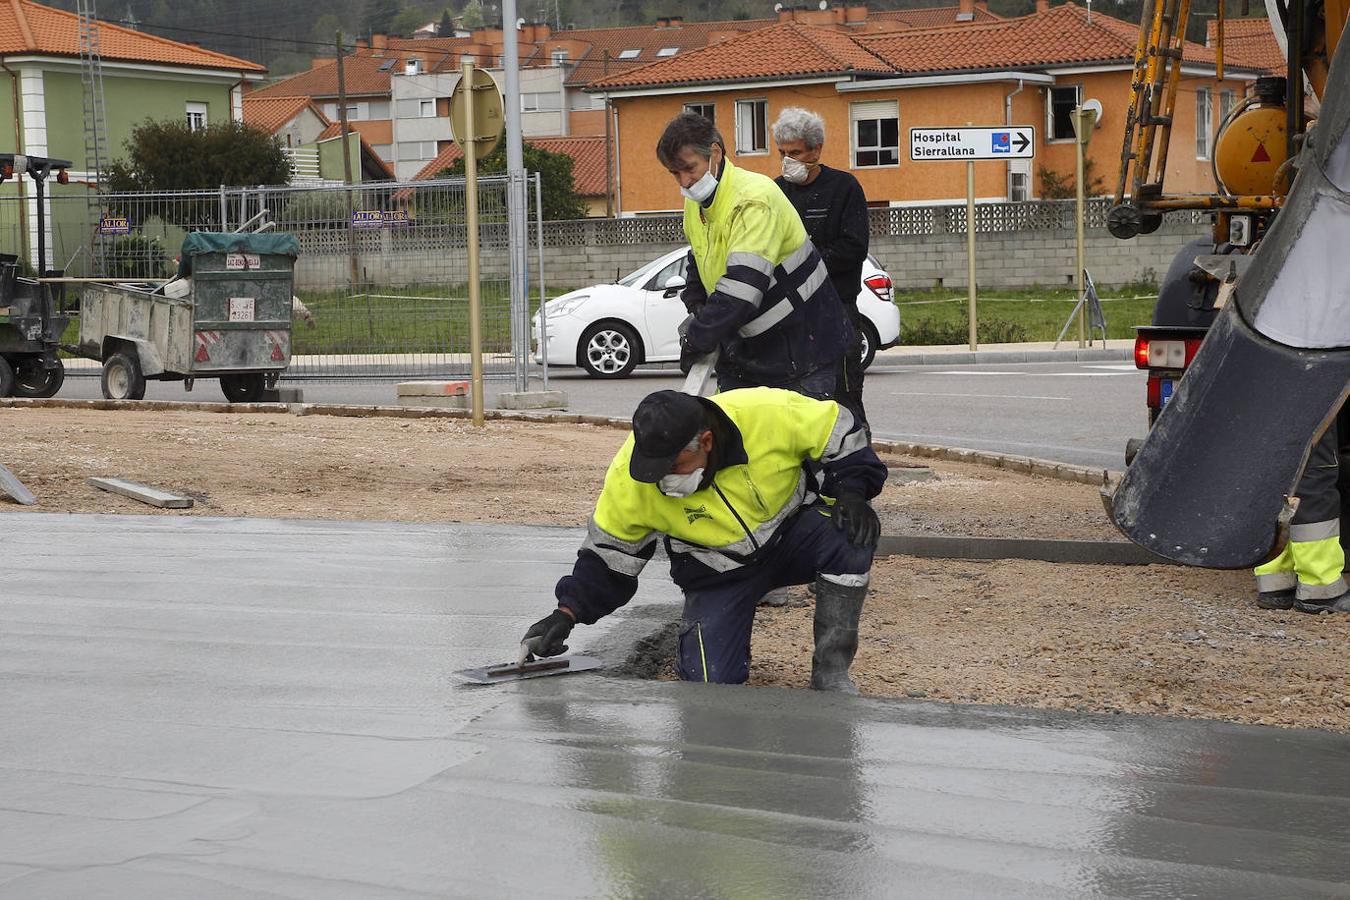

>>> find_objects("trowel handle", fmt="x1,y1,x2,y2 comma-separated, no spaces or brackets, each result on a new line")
681,347,719,397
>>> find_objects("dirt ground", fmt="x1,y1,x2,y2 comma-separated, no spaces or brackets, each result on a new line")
4,405,1348,732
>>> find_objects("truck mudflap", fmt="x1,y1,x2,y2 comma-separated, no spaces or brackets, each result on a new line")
1105,33,1350,569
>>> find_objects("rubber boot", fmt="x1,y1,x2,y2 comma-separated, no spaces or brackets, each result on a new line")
810,577,865,694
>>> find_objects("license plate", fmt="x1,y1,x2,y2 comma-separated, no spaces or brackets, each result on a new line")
228,297,255,322
1160,378,1175,408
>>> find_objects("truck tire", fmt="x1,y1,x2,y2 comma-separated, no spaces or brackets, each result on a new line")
12,356,64,399
0,356,13,397
101,352,146,401
220,373,265,403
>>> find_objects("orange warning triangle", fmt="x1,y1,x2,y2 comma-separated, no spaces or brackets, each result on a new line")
1251,142,1271,163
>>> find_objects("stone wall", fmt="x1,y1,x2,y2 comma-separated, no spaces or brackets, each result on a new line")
286,198,1212,293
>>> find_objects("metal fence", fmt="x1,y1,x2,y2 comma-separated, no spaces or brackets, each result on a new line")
0,175,543,381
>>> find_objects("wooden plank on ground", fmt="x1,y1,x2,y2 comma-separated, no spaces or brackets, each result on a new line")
0,463,36,505
89,477,193,509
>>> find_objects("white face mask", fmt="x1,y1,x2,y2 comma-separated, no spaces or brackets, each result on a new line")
781,155,811,184
680,150,721,204
659,467,705,497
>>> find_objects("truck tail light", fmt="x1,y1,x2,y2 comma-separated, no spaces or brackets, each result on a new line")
864,274,892,303
1146,375,1161,408
1134,335,1204,370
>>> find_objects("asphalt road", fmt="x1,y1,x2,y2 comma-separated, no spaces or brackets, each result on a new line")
58,359,1146,469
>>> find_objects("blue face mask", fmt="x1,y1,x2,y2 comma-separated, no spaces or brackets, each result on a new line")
659,467,705,497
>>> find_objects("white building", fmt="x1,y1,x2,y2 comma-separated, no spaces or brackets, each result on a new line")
388,63,570,180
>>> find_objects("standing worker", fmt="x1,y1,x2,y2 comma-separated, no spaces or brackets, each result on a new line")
658,113,852,399
520,387,886,692
772,107,873,429
1256,413,1349,613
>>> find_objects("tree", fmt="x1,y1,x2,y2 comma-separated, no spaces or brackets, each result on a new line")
104,119,291,225
436,142,587,221
363,0,402,34
390,5,430,35
1037,158,1108,200
438,8,454,35
460,0,485,28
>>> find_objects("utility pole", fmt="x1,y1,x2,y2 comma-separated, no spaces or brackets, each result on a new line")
603,50,613,218
502,0,528,391
336,31,359,287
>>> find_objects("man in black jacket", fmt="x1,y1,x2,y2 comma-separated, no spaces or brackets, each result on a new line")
772,106,873,430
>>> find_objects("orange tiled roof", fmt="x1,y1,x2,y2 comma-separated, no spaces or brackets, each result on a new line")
871,5,1003,28
1208,17,1285,74
0,0,264,70
555,9,1002,87
242,95,328,134
590,22,892,90
413,135,610,196
551,19,761,86
859,4,1239,75
251,55,392,100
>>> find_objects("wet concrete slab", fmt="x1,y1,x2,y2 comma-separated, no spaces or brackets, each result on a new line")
3,513,1349,897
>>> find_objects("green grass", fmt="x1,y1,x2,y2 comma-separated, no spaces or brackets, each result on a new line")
895,284,1157,344
293,285,546,356
54,280,1162,358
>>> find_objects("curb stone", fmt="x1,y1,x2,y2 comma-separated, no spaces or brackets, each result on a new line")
1,398,1120,486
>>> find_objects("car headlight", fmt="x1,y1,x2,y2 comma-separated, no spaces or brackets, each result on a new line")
543,294,588,318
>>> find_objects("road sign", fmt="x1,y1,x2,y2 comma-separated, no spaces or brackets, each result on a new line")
450,68,504,161
910,126,1035,161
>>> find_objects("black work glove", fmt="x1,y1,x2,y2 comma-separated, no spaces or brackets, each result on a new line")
679,336,702,376
832,492,880,549
521,609,575,659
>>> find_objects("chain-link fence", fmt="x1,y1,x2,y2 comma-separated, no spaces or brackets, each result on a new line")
0,176,543,380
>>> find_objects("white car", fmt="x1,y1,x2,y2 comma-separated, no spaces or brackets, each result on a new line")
532,246,901,378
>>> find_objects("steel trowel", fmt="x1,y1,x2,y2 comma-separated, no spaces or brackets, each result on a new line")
455,644,603,685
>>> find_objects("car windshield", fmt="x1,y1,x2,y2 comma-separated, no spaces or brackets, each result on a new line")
617,250,686,287
616,262,655,287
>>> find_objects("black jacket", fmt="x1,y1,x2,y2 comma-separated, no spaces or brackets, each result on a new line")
775,166,870,308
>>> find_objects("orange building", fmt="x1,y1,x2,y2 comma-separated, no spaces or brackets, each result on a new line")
592,2,1260,213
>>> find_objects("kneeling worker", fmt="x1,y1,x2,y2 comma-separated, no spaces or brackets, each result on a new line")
521,387,886,691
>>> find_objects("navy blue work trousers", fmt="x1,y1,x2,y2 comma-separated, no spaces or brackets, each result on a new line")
674,501,873,685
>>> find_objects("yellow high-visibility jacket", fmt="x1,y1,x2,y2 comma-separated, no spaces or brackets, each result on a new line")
557,387,885,623
680,159,850,384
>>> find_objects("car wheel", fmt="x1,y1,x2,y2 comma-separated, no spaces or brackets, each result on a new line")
857,319,880,370
220,373,266,403
579,322,640,378
12,356,64,398
101,352,146,401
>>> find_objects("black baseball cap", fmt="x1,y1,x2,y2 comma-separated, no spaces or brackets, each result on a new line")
629,390,707,482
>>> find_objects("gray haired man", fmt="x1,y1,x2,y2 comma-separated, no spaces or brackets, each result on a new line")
772,106,873,431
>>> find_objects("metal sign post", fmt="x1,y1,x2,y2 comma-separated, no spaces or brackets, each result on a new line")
451,63,505,427
910,126,1036,351
1069,105,1100,349
966,161,977,350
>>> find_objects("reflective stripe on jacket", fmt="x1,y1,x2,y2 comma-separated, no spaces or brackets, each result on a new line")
556,387,886,624
681,159,850,385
